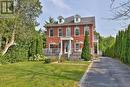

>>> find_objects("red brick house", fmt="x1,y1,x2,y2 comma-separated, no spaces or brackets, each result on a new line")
44,15,96,58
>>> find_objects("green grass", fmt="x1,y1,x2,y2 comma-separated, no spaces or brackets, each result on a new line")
65,61,90,64
0,61,89,87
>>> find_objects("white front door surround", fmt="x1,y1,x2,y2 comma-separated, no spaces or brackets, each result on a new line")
60,37,73,58
64,41,69,54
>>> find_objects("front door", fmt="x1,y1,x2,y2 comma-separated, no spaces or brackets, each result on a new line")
64,41,69,54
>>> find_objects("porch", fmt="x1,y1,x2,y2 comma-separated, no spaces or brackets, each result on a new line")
44,37,83,58
43,48,82,59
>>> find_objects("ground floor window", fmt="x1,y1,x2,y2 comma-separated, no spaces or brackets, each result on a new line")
75,43,80,51
58,43,61,48
49,44,55,49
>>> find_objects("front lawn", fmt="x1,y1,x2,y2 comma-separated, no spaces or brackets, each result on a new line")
0,61,89,87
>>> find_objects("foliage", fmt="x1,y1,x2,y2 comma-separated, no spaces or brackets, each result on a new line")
42,32,46,48
81,32,91,61
100,36,115,55
45,17,56,24
0,0,43,64
104,24,130,64
94,31,115,55
44,58,51,64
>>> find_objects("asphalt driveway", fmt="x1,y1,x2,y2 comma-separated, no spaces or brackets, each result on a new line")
80,57,130,87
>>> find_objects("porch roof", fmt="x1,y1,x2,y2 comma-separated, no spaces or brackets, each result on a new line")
60,37,73,40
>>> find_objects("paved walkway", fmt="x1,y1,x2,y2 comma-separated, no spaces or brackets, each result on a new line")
79,57,130,87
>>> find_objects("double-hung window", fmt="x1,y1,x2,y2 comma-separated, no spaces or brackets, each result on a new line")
58,28,62,37
84,26,89,35
74,27,80,36
49,44,54,48
75,43,80,51
49,29,54,37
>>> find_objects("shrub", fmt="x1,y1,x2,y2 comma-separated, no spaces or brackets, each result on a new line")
44,58,51,64
34,54,45,61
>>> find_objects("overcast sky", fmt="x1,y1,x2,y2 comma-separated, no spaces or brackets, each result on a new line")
37,0,130,36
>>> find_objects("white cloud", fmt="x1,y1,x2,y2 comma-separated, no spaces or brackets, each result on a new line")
49,0,71,10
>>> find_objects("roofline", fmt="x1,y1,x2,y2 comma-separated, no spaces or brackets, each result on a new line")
44,23,95,27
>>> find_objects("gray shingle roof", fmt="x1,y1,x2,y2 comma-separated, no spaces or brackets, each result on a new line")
64,15,95,25
45,15,95,27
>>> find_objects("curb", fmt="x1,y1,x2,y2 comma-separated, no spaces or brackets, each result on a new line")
78,60,94,87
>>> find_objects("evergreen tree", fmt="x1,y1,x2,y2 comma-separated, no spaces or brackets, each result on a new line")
81,32,90,61
126,24,130,64
36,32,43,55
104,25,130,65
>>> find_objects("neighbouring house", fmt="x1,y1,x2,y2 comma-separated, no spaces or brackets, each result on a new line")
44,14,98,59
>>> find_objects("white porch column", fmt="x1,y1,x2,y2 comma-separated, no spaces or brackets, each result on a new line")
60,39,63,55
69,40,72,54
97,39,99,55
68,40,71,58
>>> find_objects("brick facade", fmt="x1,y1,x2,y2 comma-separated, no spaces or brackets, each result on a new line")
45,15,95,55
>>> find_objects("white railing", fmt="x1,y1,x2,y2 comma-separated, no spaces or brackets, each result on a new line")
44,48,60,56
43,48,82,56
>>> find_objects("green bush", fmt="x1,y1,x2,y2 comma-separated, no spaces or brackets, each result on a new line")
34,54,45,61
44,58,51,64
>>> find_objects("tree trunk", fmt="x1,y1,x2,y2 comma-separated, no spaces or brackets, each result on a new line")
1,29,15,56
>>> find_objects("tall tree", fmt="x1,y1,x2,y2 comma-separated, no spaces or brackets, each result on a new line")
104,24,130,65
81,32,90,61
0,0,42,56
45,17,56,24
126,24,130,63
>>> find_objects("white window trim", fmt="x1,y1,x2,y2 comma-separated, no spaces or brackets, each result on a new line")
58,28,63,37
49,43,55,50
74,17,81,23
58,19,64,24
84,26,89,35
74,43,81,52
49,28,54,37
74,27,80,36
66,27,71,37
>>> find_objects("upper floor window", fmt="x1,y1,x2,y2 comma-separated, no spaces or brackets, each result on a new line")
76,17,78,22
74,27,80,36
59,19,62,23
49,29,54,37
74,15,81,23
66,27,71,37
58,28,62,37
84,26,89,35
58,16,64,24
1,1,14,14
